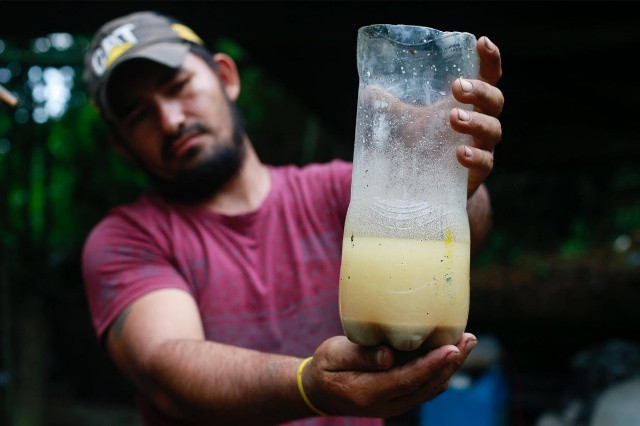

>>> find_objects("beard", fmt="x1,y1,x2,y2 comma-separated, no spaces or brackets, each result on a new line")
144,103,247,204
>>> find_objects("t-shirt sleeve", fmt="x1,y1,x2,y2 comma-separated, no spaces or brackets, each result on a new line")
81,210,191,340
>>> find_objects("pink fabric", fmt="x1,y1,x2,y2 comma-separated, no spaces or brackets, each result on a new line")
82,159,383,426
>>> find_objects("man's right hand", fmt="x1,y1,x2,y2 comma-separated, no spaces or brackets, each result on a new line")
301,333,478,418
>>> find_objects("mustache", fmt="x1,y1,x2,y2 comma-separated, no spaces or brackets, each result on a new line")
161,121,212,162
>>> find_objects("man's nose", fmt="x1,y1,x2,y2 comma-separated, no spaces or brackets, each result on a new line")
156,97,185,134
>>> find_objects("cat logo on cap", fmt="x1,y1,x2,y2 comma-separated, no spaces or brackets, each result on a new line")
91,23,137,76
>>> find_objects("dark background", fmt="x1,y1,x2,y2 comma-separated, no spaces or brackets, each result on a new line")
2,1,640,425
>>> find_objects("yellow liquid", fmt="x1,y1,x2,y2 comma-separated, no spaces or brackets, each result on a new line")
339,235,470,351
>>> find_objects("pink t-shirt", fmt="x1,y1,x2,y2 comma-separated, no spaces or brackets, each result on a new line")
82,159,383,426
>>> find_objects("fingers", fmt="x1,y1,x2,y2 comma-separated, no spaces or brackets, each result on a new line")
456,144,494,173
476,36,502,86
389,333,479,409
417,335,478,400
450,36,503,197
450,36,504,135
385,333,478,399
455,332,478,361
449,105,499,197
452,77,504,118
455,144,494,197
450,107,502,151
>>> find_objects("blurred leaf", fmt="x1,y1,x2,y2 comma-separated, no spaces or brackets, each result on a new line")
559,219,590,258
0,113,11,135
29,144,45,240
614,203,640,233
215,38,247,62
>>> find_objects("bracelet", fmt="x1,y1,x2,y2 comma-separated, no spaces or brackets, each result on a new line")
296,356,330,417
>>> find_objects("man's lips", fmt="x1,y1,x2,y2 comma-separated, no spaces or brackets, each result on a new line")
172,132,202,159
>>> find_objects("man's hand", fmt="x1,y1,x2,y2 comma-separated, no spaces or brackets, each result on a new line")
300,333,478,418
451,36,504,198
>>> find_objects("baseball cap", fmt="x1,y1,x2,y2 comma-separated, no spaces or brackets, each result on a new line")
83,10,205,123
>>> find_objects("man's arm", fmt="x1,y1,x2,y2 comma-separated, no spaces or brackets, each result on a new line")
105,288,309,425
106,288,477,425
467,182,492,256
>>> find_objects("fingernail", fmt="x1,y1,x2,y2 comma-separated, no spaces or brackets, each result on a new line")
457,108,471,122
464,146,473,158
465,338,478,351
445,350,461,363
459,78,473,93
377,349,385,365
484,36,495,51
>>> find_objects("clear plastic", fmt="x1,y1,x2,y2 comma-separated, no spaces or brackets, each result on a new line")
339,24,479,352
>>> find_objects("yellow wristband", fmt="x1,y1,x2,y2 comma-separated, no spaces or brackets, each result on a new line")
296,356,330,417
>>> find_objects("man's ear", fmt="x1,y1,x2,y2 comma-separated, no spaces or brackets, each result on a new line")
212,53,241,101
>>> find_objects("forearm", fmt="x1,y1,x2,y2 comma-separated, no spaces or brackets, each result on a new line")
467,183,492,257
135,339,311,425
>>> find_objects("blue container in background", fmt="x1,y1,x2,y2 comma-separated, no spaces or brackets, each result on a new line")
419,367,510,426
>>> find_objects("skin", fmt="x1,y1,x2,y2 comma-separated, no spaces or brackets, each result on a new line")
102,35,503,425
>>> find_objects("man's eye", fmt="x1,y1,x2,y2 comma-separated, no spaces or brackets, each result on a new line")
125,107,151,126
168,79,189,95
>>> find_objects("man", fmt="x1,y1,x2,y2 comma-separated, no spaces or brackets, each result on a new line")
81,10,504,426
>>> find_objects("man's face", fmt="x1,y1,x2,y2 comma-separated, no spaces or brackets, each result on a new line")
107,52,246,203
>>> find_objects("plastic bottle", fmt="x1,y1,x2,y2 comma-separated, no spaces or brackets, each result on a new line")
339,24,479,352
